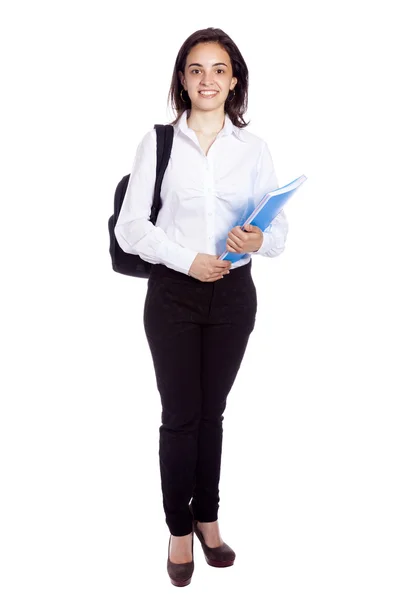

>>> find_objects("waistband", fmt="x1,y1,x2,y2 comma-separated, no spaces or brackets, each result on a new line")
150,258,252,283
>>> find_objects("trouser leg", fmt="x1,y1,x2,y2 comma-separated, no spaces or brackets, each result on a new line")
143,273,204,536
190,322,254,523
191,261,257,523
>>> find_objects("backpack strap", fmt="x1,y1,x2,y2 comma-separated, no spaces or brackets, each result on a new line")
150,124,174,224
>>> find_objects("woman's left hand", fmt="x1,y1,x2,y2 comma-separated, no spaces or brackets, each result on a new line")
226,224,263,253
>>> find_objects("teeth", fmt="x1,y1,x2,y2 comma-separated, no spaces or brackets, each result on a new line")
200,91,217,95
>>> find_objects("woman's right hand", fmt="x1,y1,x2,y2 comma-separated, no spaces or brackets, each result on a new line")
188,254,232,282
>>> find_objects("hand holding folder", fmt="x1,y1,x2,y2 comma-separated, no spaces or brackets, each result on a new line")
225,223,265,254
219,174,307,262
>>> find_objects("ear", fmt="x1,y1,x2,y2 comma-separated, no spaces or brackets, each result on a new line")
231,76,238,89
178,71,186,88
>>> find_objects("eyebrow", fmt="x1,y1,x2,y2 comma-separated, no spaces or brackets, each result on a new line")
188,62,228,68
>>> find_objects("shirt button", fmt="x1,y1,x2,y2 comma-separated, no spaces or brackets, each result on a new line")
208,212,212,216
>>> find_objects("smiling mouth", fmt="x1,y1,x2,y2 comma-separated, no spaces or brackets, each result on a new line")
198,91,219,98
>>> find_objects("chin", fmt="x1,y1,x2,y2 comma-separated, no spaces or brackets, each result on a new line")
192,100,225,111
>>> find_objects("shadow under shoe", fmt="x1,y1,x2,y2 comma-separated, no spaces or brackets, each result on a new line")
167,529,194,587
188,502,236,568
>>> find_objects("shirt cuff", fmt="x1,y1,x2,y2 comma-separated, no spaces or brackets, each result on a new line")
251,230,274,255
157,244,199,276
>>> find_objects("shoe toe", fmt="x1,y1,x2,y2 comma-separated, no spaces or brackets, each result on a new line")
207,541,235,564
167,558,194,584
167,532,194,586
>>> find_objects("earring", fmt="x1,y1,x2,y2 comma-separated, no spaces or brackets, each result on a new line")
180,89,187,102
227,89,236,102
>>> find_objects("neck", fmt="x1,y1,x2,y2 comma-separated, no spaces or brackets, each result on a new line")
186,107,226,135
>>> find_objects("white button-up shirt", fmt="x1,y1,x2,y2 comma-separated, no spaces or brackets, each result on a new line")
114,109,289,275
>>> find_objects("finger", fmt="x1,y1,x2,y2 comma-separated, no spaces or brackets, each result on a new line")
215,261,232,269
227,239,240,253
211,269,228,280
229,229,245,243
215,261,232,271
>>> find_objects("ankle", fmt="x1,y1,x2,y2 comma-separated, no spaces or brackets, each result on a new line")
171,531,193,541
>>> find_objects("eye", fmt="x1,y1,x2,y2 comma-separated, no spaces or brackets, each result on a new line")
190,69,225,74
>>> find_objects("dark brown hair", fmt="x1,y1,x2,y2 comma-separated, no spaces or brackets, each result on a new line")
167,27,250,128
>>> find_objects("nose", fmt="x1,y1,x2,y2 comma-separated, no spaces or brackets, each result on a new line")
200,71,215,86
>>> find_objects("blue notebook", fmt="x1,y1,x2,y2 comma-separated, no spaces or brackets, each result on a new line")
218,174,307,262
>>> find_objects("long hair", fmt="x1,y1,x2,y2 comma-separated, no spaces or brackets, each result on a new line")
167,28,250,128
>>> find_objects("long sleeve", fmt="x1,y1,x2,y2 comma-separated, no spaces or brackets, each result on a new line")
250,141,289,258
114,129,198,275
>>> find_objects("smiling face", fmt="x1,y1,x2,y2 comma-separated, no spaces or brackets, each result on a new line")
178,42,237,112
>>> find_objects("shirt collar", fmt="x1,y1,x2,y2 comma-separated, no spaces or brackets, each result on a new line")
175,109,247,143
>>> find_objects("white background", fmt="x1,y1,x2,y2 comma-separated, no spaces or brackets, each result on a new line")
1,1,399,598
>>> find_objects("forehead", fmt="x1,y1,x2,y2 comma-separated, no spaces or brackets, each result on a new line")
186,42,230,64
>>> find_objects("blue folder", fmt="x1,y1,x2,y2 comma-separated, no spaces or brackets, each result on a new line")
219,174,307,262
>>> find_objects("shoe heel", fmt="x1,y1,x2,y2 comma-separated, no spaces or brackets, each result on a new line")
189,505,236,569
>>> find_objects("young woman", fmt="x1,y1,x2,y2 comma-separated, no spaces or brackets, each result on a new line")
114,27,289,586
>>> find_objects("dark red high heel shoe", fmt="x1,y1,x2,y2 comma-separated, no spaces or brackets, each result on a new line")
167,528,194,587
189,502,236,568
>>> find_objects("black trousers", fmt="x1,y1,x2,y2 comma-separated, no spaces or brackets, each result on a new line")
143,259,257,536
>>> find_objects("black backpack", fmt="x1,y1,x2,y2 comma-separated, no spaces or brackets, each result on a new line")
108,124,174,278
